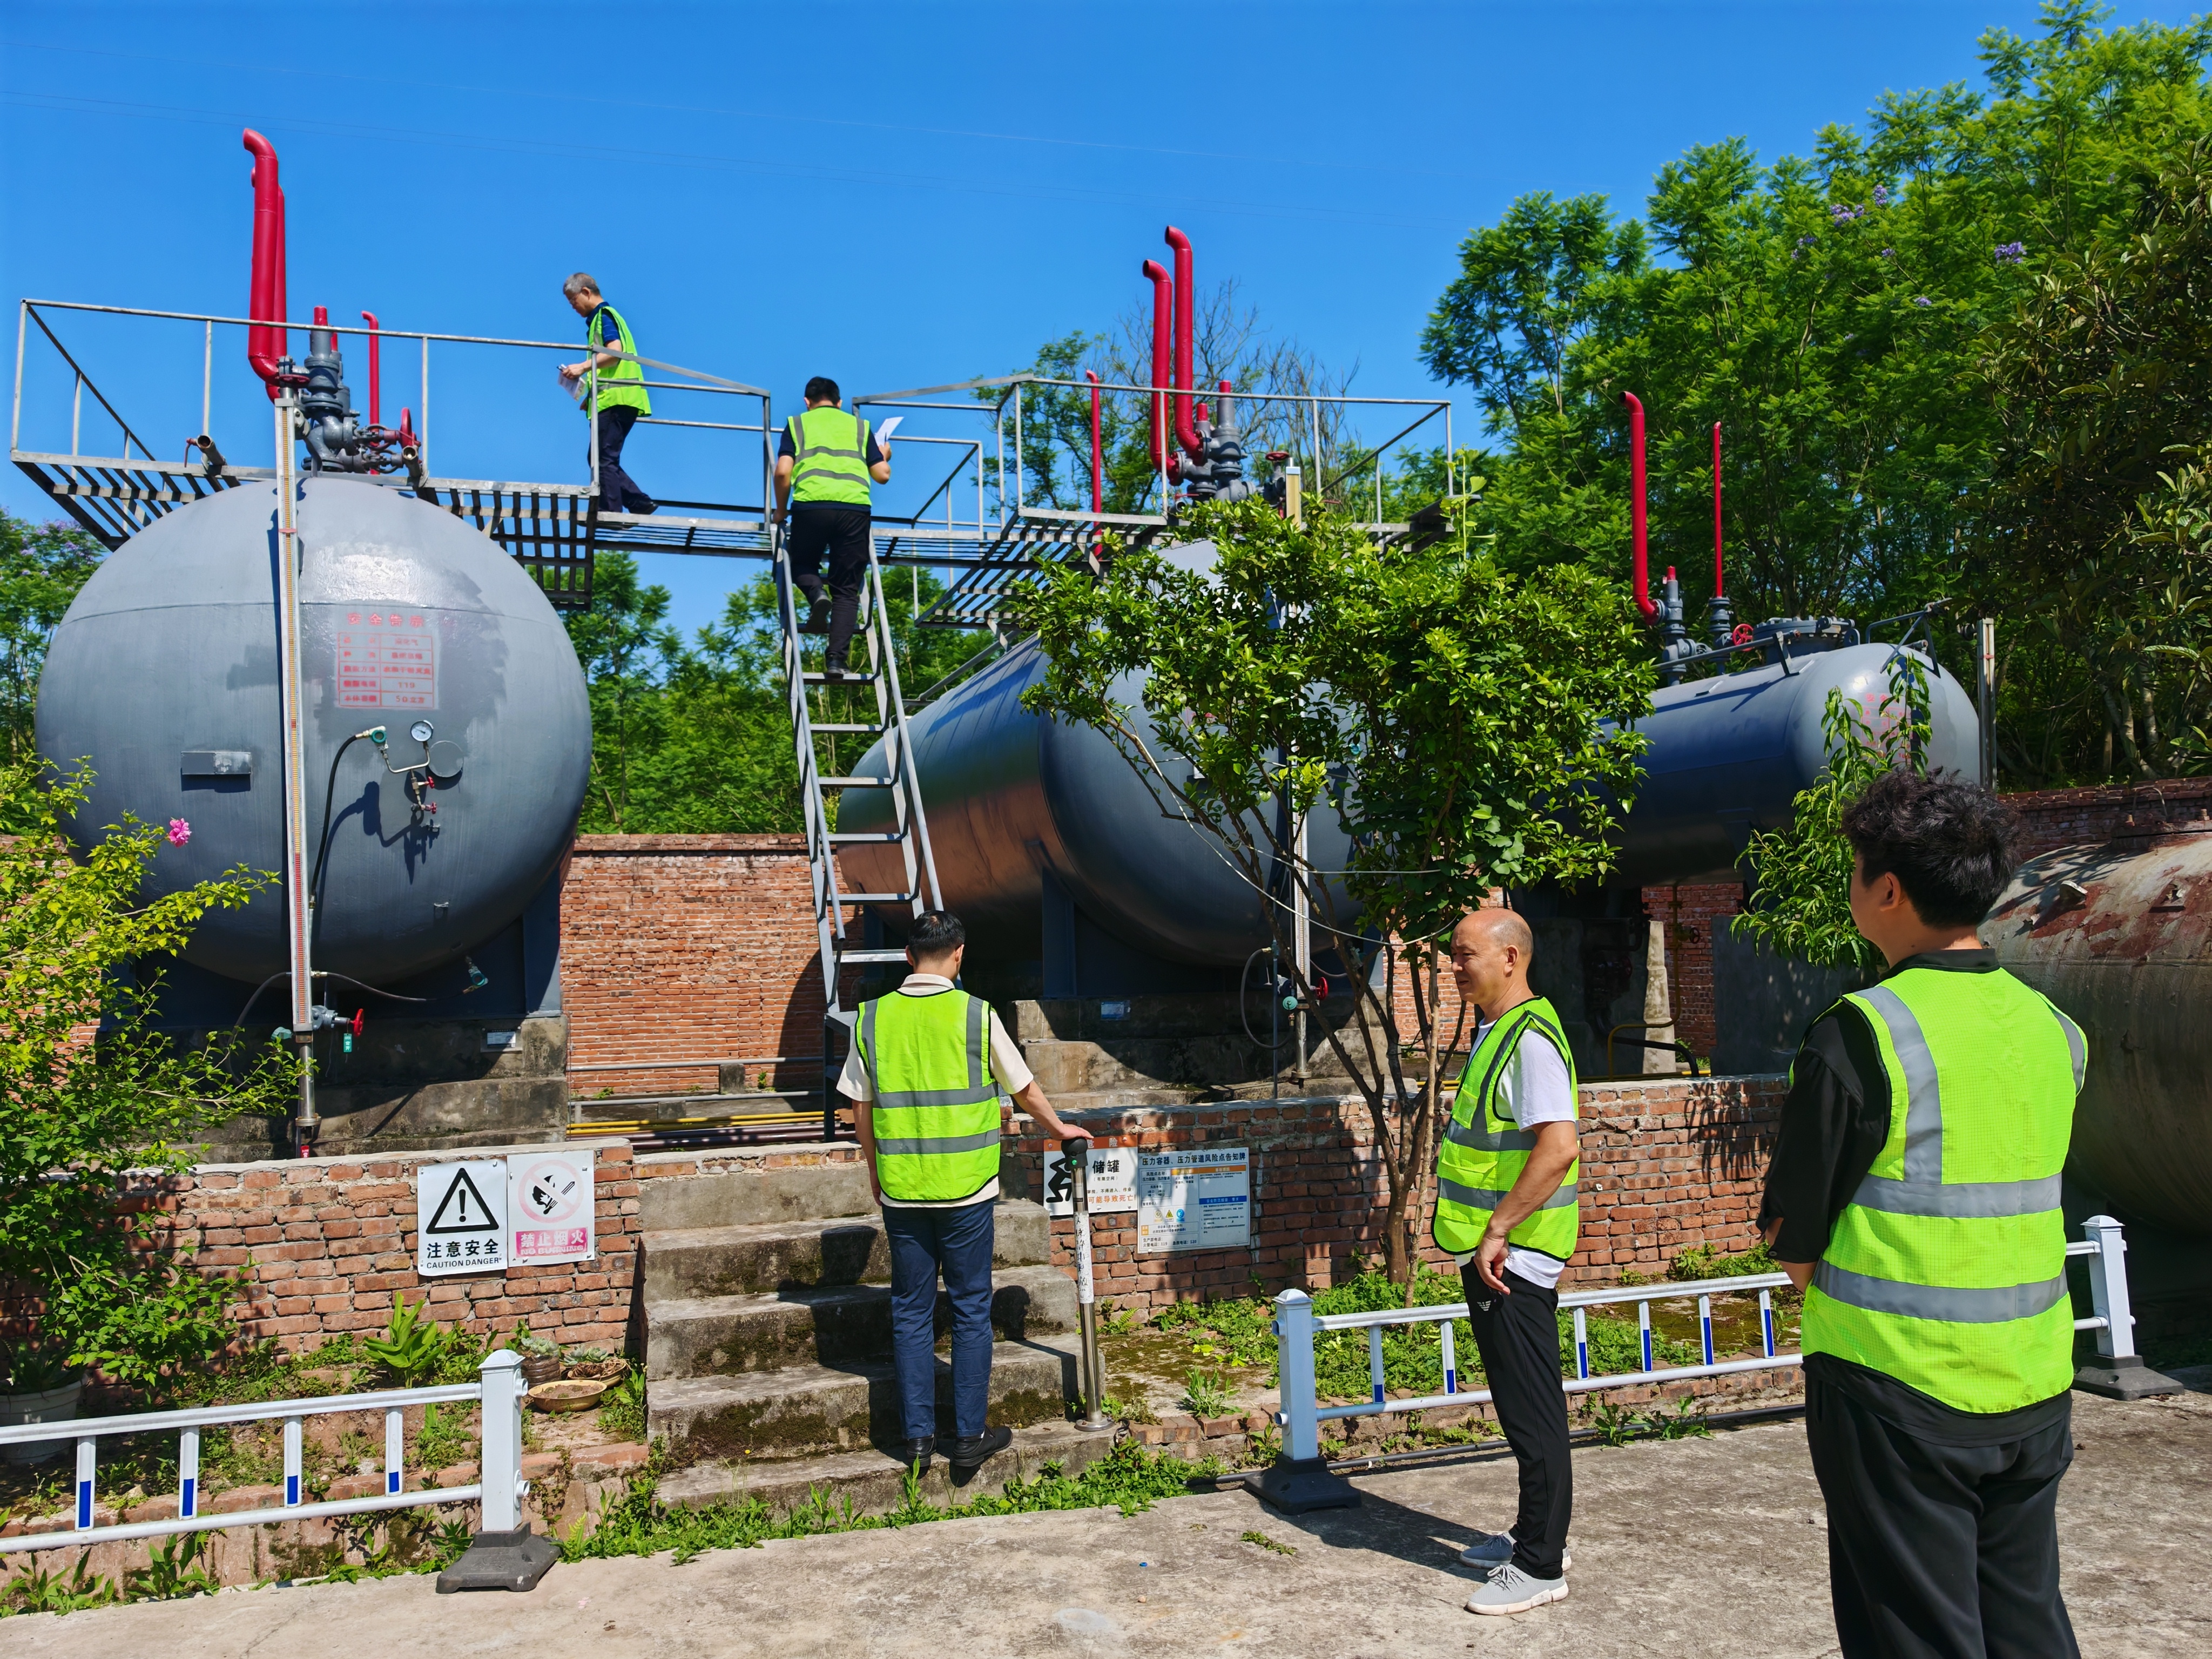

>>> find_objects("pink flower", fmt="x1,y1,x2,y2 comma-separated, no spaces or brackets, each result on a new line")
166,819,192,847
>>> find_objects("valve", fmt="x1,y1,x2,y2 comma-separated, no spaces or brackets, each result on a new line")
462,956,489,995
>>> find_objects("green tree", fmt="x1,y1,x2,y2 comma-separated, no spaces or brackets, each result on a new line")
0,510,102,774
0,760,293,1395
1007,500,1653,1283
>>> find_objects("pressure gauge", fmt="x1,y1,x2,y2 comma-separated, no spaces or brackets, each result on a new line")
409,719,435,745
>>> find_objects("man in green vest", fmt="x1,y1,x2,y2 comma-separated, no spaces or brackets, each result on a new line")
772,376,891,679
1434,906,1579,1618
560,273,656,516
1761,770,2086,1657
839,909,1092,1477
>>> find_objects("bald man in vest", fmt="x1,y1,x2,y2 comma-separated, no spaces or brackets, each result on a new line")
1434,907,1581,1617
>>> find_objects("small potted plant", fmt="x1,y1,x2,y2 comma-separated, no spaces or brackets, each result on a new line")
511,1321,563,1390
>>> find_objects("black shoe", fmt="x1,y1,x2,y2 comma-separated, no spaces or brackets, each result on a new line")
821,656,850,680
626,496,658,516
799,600,832,635
902,1436,935,1474
947,1425,1012,1473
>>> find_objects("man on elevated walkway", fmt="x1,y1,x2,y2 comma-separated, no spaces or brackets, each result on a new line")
773,375,890,679
842,909,1090,1477
1762,770,2086,1658
1434,906,1580,1617
560,273,656,516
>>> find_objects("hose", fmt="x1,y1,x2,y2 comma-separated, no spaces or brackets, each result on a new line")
233,968,427,1028
1239,947,1293,1052
309,731,373,933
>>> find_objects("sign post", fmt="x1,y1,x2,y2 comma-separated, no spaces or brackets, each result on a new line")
1067,1137,1110,1431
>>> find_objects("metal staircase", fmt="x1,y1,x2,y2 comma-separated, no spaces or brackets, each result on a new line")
772,522,943,1137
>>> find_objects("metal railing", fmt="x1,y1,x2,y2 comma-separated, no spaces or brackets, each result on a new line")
0,1351,530,1555
1268,1215,2147,1479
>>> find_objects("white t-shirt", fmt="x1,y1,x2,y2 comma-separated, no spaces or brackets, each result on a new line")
1456,1017,1577,1291
837,976,1033,1210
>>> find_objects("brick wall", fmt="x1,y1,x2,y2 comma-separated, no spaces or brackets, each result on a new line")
1007,1074,1784,1315
561,835,825,1097
2004,777,2212,861
1642,881,1743,1059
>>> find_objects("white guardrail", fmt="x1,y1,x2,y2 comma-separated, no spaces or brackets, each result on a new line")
0,1351,529,1555
1271,1215,2144,1465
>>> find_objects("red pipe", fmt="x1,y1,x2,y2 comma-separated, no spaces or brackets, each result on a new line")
1142,259,1172,475
1164,226,1204,461
242,129,287,395
1622,392,1657,619
1711,421,1724,599
361,311,381,428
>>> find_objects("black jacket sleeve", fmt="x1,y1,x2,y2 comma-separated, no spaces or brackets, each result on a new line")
1759,1007,1892,1265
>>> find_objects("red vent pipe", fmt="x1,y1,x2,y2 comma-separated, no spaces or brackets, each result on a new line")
1711,421,1724,599
1622,391,1657,620
242,129,288,398
1085,370,1103,520
1163,226,1205,462
1142,259,1172,475
361,311,381,428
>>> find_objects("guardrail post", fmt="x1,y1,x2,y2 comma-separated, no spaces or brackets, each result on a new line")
1068,1137,1111,1432
2073,1215,2181,1400
435,1351,558,1594
1255,1290,1358,1514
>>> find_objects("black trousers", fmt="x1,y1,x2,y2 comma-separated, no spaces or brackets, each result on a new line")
1806,1370,2078,1659
1461,1263,1571,1577
594,404,654,515
787,505,871,667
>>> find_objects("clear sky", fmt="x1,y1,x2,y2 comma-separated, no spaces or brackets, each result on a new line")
4,1,2201,636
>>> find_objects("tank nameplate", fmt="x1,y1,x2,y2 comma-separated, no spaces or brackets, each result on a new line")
336,608,437,711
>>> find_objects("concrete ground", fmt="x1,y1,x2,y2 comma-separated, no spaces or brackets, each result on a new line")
4,1381,2206,1659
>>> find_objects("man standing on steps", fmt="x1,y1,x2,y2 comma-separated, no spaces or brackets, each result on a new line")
1761,771,2086,1658
1433,906,1580,1618
558,273,656,516
841,909,1092,1478
772,375,890,680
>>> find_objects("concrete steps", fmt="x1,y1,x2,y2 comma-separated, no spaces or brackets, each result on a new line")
634,1161,1092,1516
647,1264,1079,1379
646,1337,1080,1462
655,1419,1118,1514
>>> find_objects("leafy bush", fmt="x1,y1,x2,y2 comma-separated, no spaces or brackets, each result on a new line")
0,759,293,1396
363,1297,482,1388
1670,1240,1778,1282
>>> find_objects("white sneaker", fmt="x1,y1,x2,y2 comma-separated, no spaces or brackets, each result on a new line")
1465,1561,1569,1616
1458,1530,1570,1573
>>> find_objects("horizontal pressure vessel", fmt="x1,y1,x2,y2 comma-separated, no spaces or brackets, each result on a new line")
35,477,590,988
1986,815,2212,1236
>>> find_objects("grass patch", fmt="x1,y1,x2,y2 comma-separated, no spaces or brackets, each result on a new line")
1177,1369,1233,1417
1669,1241,1779,1281
565,1441,1224,1565
597,1369,647,1443
1240,1528,1296,1555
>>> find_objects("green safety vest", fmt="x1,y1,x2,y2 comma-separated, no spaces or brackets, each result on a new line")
1432,996,1580,1260
584,304,650,417
856,989,1004,1203
1800,966,2086,1413
786,406,873,506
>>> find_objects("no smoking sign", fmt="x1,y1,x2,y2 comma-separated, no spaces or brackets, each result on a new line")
508,1150,596,1266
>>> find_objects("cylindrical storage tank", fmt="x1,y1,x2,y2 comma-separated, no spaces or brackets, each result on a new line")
1607,642,1979,887
1986,815,2212,1236
840,542,1356,964
36,476,590,987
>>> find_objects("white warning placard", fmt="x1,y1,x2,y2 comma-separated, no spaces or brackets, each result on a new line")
1041,1144,1139,1217
1135,1145,1251,1254
415,1161,509,1277
507,1149,596,1267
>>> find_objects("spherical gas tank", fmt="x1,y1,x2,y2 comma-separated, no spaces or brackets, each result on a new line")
35,477,590,987
838,543,1357,965
1608,642,1979,887
1985,815,2212,1236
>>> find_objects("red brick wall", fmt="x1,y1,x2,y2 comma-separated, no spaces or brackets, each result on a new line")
1641,882,1743,1060
561,835,826,1097
2005,777,2212,861
1007,1074,1784,1313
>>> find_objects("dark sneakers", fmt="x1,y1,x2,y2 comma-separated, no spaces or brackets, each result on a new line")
800,599,833,635
948,1425,1012,1472
903,1436,935,1474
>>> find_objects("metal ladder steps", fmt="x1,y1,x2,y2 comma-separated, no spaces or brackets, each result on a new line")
838,892,915,905
834,948,911,965
826,832,900,844
811,722,884,734
818,774,893,788
801,670,879,685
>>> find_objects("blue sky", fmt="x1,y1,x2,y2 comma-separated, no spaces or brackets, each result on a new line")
4,1,2201,636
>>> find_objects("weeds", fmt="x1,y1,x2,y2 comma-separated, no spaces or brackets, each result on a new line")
1240,1529,1297,1555
1177,1369,1233,1417
1585,1398,1710,1446
1670,1242,1778,1282
1,1556,120,1615
413,1404,473,1473
597,1368,646,1444
124,1530,222,1602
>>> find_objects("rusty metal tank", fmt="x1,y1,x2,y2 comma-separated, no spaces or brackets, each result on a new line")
1985,809,2212,1236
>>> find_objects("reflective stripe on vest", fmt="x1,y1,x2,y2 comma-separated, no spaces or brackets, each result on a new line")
1799,966,2083,1413
787,407,873,505
857,990,1002,1202
1431,996,1579,1260
585,304,650,416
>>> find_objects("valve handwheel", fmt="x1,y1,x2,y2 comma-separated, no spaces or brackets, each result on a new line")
1731,622,1755,646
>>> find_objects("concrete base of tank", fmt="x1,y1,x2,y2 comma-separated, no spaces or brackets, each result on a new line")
194,1013,573,1161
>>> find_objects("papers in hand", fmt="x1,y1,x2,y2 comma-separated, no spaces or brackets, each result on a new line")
558,363,587,407
874,416,902,444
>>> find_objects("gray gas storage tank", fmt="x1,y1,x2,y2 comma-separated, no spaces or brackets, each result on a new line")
838,545,1357,966
1607,640,1979,888
36,476,590,987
